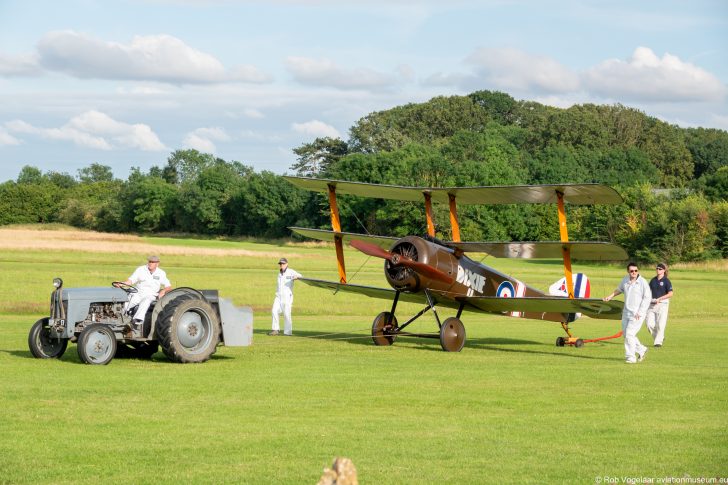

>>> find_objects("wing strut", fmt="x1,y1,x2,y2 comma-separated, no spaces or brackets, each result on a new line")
327,183,347,284
556,191,574,299
423,192,435,237
448,194,461,242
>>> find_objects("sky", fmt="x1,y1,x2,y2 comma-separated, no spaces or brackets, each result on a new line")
0,0,726,182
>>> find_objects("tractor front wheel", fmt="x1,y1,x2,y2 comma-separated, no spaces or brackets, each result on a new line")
28,318,68,359
77,324,117,365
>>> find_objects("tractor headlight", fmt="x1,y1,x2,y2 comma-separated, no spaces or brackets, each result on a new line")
53,277,63,289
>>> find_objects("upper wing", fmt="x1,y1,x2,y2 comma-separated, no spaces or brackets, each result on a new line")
453,295,623,320
299,279,623,320
284,176,622,205
447,241,628,260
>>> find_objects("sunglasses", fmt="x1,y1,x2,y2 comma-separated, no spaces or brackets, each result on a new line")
656,267,665,270
629,269,639,273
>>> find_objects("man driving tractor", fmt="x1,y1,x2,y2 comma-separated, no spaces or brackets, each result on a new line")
113,255,172,335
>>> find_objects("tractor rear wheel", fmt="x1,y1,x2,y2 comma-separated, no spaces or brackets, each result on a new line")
28,318,68,359
77,324,117,365
156,295,221,363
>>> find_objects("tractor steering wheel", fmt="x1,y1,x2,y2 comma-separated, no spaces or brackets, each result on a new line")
112,281,138,294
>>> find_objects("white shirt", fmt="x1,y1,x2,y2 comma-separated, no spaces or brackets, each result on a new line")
617,275,652,316
129,265,171,296
276,267,302,297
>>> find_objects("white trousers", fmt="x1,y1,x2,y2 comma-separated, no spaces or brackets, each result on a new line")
622,311,647,362
125,292,156,322
646,301,669,346
271,293,293,335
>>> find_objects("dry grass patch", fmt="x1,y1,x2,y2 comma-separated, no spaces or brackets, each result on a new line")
0,227,291,259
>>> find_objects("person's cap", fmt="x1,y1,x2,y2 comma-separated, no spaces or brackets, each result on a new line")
656,263,666,270
148,255,160,262
278,258,288,264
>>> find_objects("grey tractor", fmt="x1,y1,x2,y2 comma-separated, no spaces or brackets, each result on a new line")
28,277,252,365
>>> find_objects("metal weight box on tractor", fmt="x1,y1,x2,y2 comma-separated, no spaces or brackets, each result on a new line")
28,277,252,365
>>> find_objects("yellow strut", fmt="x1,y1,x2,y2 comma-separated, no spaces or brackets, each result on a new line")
327,184,347,284
556,191,574,299
448,194,461,242
423,192,435,237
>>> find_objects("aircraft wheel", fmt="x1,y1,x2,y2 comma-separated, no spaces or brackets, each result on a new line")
555,336,566,347
439,317,466,352
575,338,584,348
371,312,397,346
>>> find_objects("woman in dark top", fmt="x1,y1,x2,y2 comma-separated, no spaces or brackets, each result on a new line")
645,262,674,347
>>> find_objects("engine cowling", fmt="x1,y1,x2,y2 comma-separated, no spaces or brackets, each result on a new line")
384,236,459,292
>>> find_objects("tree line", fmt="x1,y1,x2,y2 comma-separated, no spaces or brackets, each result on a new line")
1,90,726,262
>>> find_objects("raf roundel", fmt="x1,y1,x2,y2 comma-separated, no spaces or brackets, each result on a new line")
496,281,516,298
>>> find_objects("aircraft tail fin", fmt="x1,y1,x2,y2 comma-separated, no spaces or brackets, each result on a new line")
548,273,591,298
548,273,590,321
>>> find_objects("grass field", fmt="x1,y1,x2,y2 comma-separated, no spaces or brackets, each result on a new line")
1,227,726,484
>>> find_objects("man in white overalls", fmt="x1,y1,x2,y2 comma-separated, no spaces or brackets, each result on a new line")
603,262,652,364
117,255,172,335
269,258,302,336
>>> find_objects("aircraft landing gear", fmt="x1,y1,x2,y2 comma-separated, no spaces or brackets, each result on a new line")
372,312,398,346
370,291,468,352
439,317,466,352
556,336,583,347
556,322,584,347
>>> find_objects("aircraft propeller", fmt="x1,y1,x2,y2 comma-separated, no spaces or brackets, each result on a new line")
350,239,454,284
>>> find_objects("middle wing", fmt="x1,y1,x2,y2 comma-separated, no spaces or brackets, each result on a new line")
291,227,627,260
299,278,623,320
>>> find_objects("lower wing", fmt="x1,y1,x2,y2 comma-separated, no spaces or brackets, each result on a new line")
299,278,623,320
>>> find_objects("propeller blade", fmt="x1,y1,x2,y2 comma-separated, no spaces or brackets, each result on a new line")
350,239,393,261
350,239,454,285
397,257,454,285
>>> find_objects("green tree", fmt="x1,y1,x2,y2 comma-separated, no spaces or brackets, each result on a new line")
0,181,61,224
78,163,114,183
163,149,220,185
291,137,348,176
685,127,728,179
176,161,245,233
16,166,43,184
226,171,308,237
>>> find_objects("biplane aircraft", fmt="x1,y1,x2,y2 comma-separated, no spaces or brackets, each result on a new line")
284,176,627,352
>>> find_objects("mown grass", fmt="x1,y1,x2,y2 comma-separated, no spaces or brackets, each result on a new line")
0,235,726,484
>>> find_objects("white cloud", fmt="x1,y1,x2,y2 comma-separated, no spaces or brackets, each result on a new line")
422,71,471,87
0,52,41,77
243,108,265,119
285,56,396,90
240,130,282,142
0,128,22,146
4,111,166,151
708,114,728,131
183,127,231,153
36,30,271,84
465,47,580,94
582,47,727,102
291,119,341,139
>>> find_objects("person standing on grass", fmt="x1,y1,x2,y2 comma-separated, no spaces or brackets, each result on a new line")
269,258,302,336
603,262,652,364
646,262,674,348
